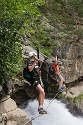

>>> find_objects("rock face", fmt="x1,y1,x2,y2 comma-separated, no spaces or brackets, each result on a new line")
66,83,83,98
65,82,83,116
0,98,17,113
21,41,83,96
76,100,83,114
22,38,83,84
0,96,32,125
52,40,83,116
22,45,45,61
53,40,83,83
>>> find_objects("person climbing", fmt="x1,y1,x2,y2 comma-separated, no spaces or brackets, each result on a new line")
51,56,65,92
27,51,47,114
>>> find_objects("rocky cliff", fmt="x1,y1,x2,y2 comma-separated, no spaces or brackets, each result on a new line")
52,40,83,83
0,95,32,125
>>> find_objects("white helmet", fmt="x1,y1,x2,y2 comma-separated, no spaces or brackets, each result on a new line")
29,52,37,57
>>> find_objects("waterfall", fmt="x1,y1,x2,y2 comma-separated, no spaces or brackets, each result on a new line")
23,99,83,125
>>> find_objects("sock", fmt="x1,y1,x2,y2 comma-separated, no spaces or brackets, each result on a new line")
39,105,43,109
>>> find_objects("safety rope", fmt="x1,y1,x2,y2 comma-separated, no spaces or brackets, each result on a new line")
45,91,59,110
23,91,60,125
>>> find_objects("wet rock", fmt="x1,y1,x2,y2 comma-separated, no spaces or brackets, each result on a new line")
66,102,83,117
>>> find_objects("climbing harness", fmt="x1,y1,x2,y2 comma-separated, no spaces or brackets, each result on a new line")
23,91,60,125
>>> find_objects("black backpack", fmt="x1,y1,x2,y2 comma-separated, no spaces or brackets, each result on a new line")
23,67,32,81
49,64,55,75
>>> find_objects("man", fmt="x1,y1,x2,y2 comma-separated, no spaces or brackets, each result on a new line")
52,56,65,92
27,51,47,114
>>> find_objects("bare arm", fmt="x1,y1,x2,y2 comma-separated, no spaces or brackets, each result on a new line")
28,55,39,72
28,61,37,72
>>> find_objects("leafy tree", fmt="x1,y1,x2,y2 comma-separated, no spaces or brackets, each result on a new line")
0,0,45,84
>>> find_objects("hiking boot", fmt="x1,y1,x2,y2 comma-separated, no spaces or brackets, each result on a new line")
58,86,65,92
38,108,47,114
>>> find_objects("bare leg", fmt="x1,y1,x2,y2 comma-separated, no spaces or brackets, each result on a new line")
59,80,63,88
36,84,47,114
58,74,65,88
36,84,45,107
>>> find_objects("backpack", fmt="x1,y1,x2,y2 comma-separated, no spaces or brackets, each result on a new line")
49,64,55,75
23,67,32,81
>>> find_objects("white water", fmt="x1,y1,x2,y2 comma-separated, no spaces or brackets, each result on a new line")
23,99,83,125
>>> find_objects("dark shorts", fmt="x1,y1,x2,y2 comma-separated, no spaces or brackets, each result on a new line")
24,77,41,88
32,80,41,88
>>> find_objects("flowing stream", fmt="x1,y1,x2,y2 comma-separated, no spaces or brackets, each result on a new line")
22,99,83,125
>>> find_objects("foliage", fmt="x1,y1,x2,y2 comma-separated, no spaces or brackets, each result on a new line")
0,0,45,84
41,0,83,41
73,94,83,103
23,15,55,56
67,94,83,103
